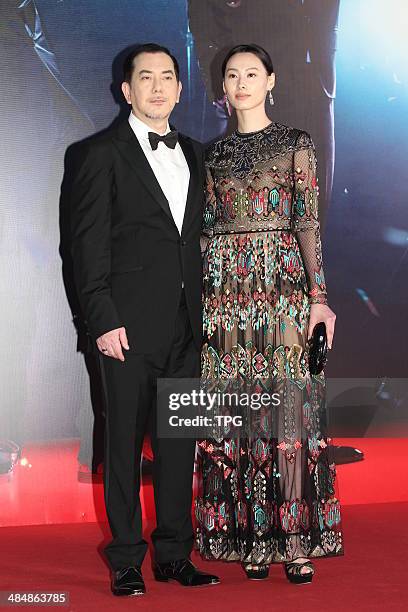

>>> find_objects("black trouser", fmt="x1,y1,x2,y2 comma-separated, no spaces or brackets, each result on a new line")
100,291,199,570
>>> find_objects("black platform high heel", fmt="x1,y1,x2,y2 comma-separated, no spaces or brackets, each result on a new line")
243,564,270,580
284,558,314,584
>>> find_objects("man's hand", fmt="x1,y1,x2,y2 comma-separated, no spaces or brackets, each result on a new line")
96,327,129,361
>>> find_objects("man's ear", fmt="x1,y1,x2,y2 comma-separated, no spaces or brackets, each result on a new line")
176,80,182,103
121,81,132,105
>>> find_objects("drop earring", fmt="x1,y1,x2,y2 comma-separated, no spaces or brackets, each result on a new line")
268,90,274,106
224,94,232,116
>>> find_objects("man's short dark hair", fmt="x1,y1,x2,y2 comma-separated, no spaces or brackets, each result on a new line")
123,43,180,83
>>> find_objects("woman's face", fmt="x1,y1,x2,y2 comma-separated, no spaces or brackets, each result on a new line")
223,52,275,111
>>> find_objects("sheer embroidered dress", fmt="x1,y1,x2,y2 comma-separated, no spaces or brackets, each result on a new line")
195,122,344,564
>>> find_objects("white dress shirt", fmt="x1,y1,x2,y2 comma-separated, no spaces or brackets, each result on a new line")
128,112,190,235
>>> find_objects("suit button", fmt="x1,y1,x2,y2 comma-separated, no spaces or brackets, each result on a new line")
181,240,187,246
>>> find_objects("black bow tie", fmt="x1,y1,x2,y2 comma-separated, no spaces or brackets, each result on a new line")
148,130,178,151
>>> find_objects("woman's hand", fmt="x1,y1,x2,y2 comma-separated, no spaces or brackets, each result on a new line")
308,303,336,349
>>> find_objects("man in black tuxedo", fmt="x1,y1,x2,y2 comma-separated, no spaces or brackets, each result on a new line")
69,43,219,596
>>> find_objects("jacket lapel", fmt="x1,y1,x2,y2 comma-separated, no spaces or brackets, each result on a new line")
178,134,199,237
113,121,200,234
113,120,174,222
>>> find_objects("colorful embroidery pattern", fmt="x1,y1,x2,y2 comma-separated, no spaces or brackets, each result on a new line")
202,124,327,305
195,122,344,564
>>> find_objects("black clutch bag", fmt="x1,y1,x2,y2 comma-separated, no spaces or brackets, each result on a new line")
308,322,328,375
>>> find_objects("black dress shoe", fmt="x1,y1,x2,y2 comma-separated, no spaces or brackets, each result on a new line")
111,566,146,596
153,558,220,587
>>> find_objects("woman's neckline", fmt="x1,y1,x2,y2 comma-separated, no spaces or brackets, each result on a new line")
235,121,274,137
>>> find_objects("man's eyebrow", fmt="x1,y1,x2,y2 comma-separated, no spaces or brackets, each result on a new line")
138,69,175,75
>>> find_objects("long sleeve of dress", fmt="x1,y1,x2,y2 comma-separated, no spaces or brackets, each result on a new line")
201,163,216,254
292,132,328,305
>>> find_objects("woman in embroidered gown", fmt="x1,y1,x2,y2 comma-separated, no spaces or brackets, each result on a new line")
195,44,344,583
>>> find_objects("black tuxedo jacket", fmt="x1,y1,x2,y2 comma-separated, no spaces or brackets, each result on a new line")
69,120,205,354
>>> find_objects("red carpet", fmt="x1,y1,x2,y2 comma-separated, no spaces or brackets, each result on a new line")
0,503,406,611
1,440,407,610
